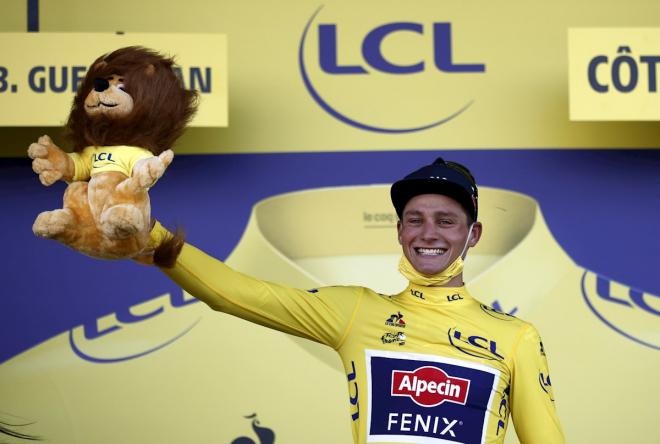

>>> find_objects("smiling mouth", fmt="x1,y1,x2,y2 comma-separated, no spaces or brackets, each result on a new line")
415,247,447,256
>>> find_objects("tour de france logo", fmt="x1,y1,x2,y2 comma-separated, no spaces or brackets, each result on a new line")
231,414,276,444
298,5,487,133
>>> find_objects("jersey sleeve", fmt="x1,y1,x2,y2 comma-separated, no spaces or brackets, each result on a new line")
510,324,565,444
161,241,363,349
68,148,92,181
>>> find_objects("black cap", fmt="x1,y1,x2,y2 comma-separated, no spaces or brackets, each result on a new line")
391,157,478,221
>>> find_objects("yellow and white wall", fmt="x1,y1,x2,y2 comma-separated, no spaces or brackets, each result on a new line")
1,1,659,443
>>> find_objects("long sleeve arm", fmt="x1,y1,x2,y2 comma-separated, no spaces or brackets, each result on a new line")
68,149,92,181
510,325,565,443
161,242,362,349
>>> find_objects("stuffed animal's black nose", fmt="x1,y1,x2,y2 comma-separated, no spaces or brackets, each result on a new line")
93,78,110,92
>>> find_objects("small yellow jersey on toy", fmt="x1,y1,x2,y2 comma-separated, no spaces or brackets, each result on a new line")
68,145,154,181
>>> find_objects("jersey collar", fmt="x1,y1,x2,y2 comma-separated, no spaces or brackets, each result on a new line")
402,283,474,306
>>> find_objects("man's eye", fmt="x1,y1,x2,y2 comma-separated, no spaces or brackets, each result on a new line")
438,219,453,225
407,219,422,224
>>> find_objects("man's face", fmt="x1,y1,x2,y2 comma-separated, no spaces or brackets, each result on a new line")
397,194,481,276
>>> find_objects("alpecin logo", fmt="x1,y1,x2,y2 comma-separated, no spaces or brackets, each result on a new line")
367,351,498,443
385,311,406,328
391,366,470,407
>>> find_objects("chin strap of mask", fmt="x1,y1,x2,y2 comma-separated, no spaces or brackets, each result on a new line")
398,223,474,287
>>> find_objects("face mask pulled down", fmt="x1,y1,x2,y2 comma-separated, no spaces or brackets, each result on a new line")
399,224,474,287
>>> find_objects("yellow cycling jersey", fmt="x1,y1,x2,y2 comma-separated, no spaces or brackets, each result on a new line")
3,185,655,443
164,238,564,444
68,145,154,181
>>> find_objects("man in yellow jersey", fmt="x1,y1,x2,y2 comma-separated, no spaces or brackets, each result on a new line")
146,157,565,444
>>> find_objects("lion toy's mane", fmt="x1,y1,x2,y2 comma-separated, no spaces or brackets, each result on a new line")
66,46,197,155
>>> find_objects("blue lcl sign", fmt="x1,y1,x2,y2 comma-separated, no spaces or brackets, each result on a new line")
318,23,486,75
299,6,487,133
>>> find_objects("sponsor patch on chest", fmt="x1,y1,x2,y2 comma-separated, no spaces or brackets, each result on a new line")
366,350,500,444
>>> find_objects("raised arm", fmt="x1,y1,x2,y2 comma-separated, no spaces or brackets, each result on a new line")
145,222,362,349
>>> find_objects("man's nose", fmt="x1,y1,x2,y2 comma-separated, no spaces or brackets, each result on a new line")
93,77,110,92
420,220,439,240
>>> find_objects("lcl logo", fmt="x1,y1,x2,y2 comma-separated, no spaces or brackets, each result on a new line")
69,290,200,363
318,23,485,75
448,327,504,361
581,270,659,350
299,6,486,133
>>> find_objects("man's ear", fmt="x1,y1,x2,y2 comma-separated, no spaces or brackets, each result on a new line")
396,220,403,245
468,221,483,247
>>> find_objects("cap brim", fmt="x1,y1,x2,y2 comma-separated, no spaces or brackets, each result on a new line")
391,179,475,220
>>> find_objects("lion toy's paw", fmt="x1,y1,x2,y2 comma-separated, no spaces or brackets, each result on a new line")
33,209,74,239
28,135,71,186
99,204,146,240
133,150,174,189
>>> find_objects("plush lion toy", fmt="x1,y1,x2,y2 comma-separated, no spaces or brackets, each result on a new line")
28,46,197,266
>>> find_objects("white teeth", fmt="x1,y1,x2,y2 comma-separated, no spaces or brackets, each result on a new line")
416,248,446,255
